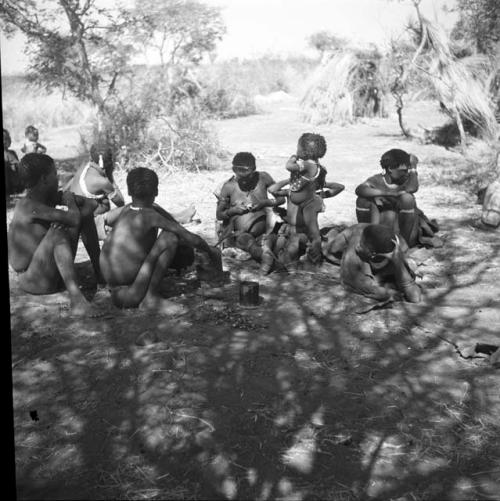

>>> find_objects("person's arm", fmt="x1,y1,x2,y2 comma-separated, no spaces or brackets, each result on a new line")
355,179,404,199
343,251,393,300
268,178,290,197
402,159,419,194
216,185,249,221
30,192,82,227
249,172,285,211
147,210,217,262
86,169,125,206
322,181,345,198
285,155,302,173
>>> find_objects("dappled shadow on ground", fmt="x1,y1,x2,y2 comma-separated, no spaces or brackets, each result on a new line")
10,216,500,500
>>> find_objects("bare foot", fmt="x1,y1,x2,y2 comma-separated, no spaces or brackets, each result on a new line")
139,295,187,316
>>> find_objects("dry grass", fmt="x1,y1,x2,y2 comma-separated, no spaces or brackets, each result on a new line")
419,17,499,142
300,53,358,125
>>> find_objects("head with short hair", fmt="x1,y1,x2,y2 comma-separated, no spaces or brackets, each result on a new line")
297,133,327,160
3,129,11,149
379,149,410,171
126,167,158,201
18,153,56,190
232,152,256,175
359,224,396,260
90,143,114,181
25,125,39,141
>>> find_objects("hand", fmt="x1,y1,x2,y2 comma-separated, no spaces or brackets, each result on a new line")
249,200,268,212
409,154,418,170
229,205,250,216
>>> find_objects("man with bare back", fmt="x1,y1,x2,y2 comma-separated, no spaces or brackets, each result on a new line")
8,153,102,316
100,167,221,311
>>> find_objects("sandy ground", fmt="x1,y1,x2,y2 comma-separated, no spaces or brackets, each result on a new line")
8,97,500,500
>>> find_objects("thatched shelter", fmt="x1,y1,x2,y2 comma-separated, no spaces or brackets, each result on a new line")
300,51,387,125
408,14,499,146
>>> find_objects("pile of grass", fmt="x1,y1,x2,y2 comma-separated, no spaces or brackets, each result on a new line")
300,52,386,125
419,17,499,144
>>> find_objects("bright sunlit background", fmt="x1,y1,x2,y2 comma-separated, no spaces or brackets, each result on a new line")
1,0,456,75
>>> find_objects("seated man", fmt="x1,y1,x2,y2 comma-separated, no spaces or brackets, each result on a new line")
4,128,23,196
215,152,285,274
100,167,221,311
63,143,126,240
322,223,421,303
21,125,47,155
8,153,103,316
355,149,439,248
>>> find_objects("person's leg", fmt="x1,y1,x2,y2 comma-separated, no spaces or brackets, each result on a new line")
397,193,419,248
79,212,104,282
356,196,377,223
302,199,322,264
17,226,96,316
259,233,277,274
391,250,422,303
281,233,308,268
109,231,179,309
236,232,263,262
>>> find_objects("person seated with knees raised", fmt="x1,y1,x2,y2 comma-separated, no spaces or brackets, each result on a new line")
21,125,47,155
322,223,422,303
100,167,221,311
355,149,421,248
8,153,103,316
269,133,344,264
216,152,285,274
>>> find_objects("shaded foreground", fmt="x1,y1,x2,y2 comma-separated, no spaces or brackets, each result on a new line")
10,215,500,500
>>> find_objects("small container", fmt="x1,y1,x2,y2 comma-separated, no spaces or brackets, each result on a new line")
239,281,259,307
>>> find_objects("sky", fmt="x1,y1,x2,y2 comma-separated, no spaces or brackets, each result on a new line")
0,0,457,75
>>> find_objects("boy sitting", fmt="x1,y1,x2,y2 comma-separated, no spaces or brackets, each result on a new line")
322,223,421,303
21,125,47,155
100,167,221,311
355,149,439,248
8,153,102,316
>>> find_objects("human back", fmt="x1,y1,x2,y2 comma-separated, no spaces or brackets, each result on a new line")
101,205,162,285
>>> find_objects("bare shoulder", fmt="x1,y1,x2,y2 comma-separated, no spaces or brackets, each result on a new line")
259,171,275,185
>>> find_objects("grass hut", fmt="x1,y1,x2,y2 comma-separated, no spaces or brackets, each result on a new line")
415,16,499,146
300,50,387,125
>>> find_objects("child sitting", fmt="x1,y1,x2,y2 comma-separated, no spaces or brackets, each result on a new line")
270,133,344,264
100,167,221,311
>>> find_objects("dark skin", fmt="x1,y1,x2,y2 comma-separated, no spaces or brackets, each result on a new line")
100,189,221,311
8,164,101,316
355,154,419,245
269,143,344,263
322,223,421,302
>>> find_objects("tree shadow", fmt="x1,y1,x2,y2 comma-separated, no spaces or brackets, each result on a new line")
10,215,500,500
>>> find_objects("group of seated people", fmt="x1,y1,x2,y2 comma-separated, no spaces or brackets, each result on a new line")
7,130,445,316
